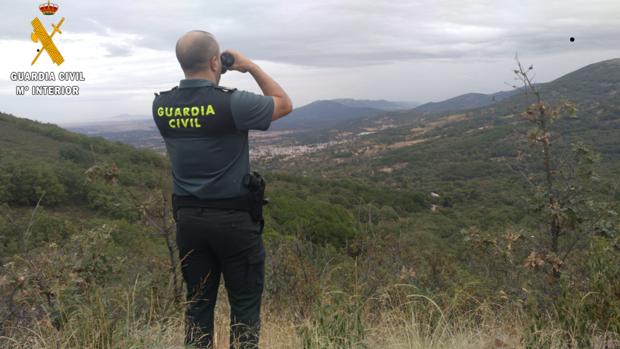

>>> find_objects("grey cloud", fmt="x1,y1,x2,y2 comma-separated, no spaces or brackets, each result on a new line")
2,0,620,124
104,44,133,57
2,0,619,68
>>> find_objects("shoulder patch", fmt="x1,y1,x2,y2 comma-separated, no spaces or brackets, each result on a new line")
213,85,237,93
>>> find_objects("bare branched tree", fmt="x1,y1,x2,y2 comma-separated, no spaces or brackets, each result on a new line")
511,54,610,289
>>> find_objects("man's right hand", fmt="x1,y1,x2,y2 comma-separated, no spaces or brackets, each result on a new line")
222,49,256,73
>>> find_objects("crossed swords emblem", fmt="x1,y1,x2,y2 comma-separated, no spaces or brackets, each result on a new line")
31,17,65,65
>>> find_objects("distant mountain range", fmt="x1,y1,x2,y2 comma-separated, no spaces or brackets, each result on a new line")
270,89,536,132
331,99,419,110
267,99,418,131
414,90,520,114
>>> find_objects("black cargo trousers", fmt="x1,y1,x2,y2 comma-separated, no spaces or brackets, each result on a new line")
176,206,265,349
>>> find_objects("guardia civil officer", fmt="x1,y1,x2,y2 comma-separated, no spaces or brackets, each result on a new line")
152,31,292,349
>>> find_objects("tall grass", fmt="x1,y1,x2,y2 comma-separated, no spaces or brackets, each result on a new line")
1,227,618,348
2,280,618,349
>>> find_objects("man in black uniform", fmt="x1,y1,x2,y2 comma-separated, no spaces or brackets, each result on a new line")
152,31,292,349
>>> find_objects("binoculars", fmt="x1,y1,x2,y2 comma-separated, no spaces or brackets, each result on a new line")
221,52,235,74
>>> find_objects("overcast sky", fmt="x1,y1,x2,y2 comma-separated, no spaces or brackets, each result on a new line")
0,0,619,124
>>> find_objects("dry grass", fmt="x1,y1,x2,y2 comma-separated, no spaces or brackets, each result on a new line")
3,305,618,349
1,285,618,349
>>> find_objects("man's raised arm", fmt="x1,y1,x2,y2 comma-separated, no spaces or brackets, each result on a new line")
223,49,293,121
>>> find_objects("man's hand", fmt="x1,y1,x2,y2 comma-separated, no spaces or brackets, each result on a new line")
222,49,255,73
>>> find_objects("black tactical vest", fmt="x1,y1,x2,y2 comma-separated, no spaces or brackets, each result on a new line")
152,85,237,138
152,83,254,200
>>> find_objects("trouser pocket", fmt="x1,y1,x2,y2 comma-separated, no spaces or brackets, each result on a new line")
246,248,265,294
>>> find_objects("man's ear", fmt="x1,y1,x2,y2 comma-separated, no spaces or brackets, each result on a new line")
210,56,219,73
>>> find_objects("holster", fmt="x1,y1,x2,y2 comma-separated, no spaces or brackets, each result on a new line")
242,171,268,233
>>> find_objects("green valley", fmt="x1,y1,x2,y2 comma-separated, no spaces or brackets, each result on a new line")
1,58,619,348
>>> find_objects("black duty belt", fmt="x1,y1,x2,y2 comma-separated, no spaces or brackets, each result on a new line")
172,193,251,214
171,172,268,234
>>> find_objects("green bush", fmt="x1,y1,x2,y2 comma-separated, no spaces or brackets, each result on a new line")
0,156,66,206
85,182,140,221
59,144,93,165
267,193,357,247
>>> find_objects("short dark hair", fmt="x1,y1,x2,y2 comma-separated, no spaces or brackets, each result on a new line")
175,31,219,74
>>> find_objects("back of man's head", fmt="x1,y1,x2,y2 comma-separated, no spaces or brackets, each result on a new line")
176,31,219,76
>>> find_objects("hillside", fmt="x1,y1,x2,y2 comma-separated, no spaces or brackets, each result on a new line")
259,58,620,239
0,111,397,250
2,111,467,348
293,58,620,179
1,59,619,348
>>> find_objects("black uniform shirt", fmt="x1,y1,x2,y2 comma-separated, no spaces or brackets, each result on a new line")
152,79,274,199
